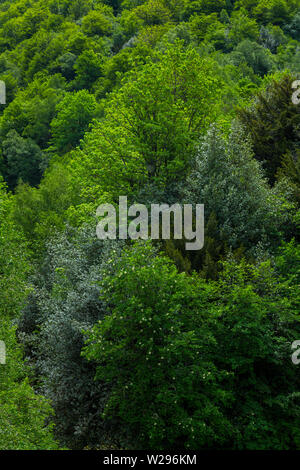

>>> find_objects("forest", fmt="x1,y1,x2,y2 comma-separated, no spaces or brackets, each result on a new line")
0,0,299,451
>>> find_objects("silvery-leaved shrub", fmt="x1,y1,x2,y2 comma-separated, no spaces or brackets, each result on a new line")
184,124,289,255
18,225,123,449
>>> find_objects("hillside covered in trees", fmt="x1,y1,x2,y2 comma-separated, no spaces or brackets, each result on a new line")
0,0,300,450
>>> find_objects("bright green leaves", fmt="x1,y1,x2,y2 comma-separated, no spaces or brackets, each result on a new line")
83,241,300,450
0,319,59,450
0,180,59,450
67,41,221,216
0,180,32,317
50,89,97,153
104,42,220,184
83,243,231,449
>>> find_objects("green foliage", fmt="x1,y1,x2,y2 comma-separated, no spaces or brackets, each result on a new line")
0,180,59,450
184,124,288,253
107,41,219,184
183,0,227,18
0,0,299,451
72,49,103,90
66,41,221,217
253,0,292,26
2,130,43,189
212,250,300,449
18,227,124,449
223,8,260,48
83,243,232,450
83,242,300,449
0,180,31,317
231,39,274,77
81,9,114,37
277,151,300,204
11,162,76,253
134,0,172,26
238,73,300,182
0,319,59,450
50,90,97,153
0,74,66,148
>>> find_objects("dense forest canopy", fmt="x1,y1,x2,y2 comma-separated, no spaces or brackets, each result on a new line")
0,0,299,450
